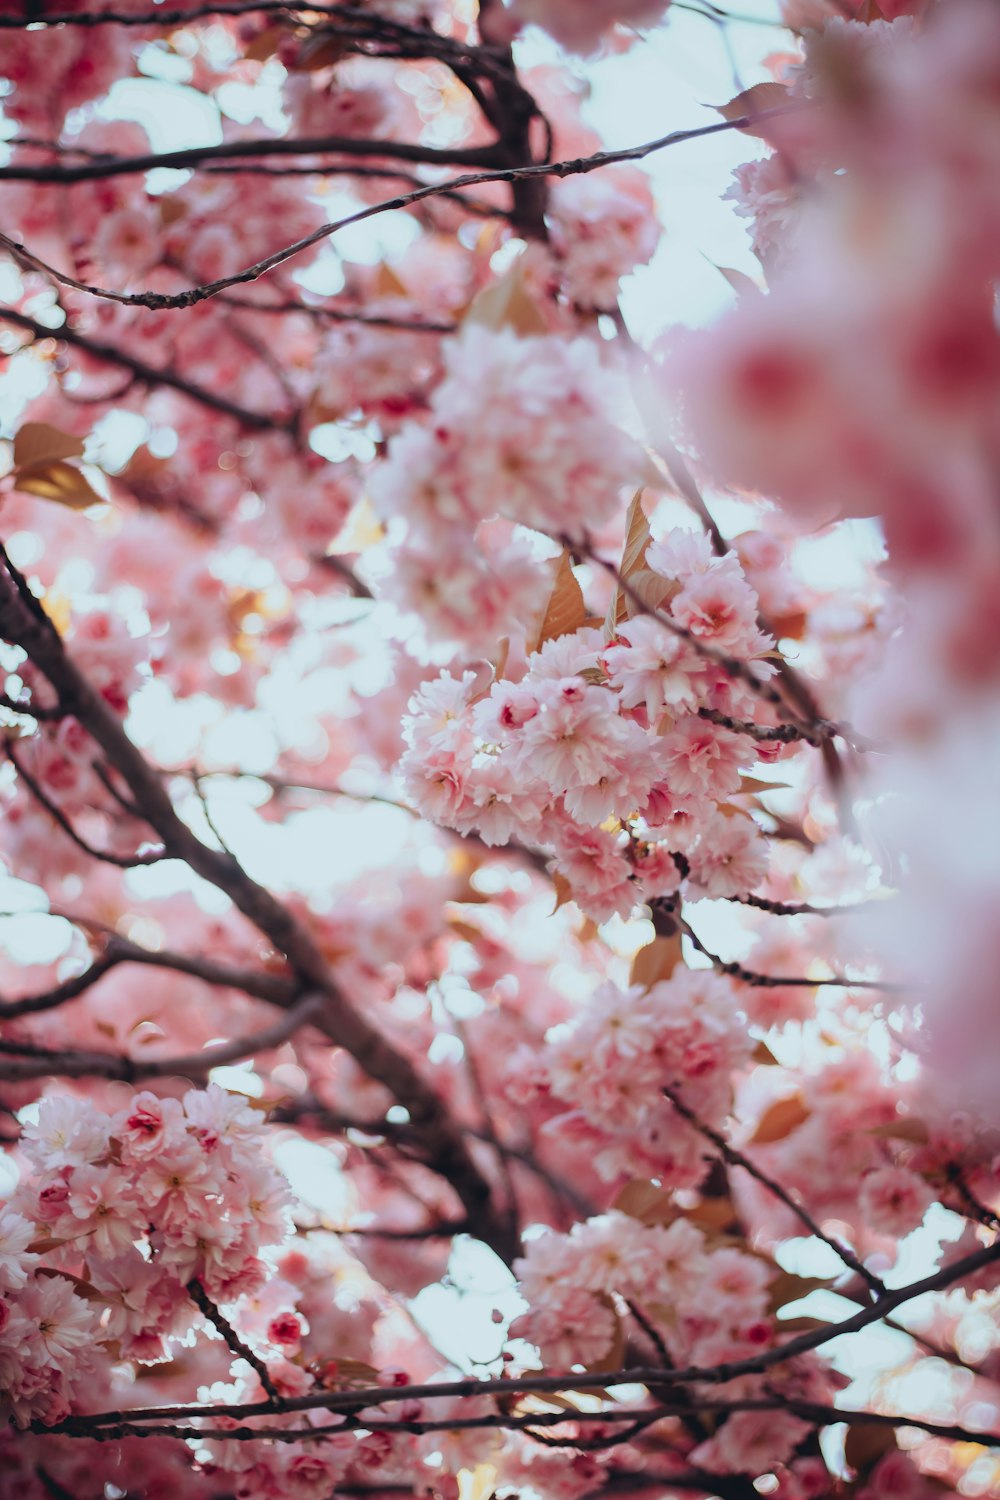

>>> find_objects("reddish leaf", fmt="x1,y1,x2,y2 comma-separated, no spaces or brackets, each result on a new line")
630,931,684,990
844,1422,897,1478
14,460,104,510
714,82,791,140
464,257,547,336
605,489,651,634
531,549,587,652
13,421,84,469
750,1094,810,1144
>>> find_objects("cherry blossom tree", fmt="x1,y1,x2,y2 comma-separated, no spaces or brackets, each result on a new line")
1,0,999,1496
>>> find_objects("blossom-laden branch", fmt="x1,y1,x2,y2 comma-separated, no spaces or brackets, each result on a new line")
661,1082,886,1296
0,991,323,1081
4,740,167,869
0,111,800,311
569,533,821,736
37,1233,1000,1436
187,1277,285,1405
40,1397,999,1448
1,2,995,1494
0,306,297,433
0,544,515,1261
0,931,296,1019
678,913,907,993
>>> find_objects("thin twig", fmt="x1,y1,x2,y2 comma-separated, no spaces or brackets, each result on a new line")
662,1081,886,1297
187,1278,284,1404
35,1235,1000,1435
0,109,804,312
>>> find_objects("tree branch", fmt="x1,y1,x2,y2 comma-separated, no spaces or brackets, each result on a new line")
5,739,167,869
0,110,802,312
187,1277,284,1404
0,933,296,1019
0,992,323,1082
662,1081,886,1296
36,1233,1000,1436
0,545,512,1261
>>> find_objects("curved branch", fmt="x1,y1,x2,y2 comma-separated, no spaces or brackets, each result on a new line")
0,546,512,1261
0,133,506,185
0,992,323,1082
0,306,295,432
0,110,802,312
34,1395,1000,1449
0,935,296,1020
5,739,167,869
662,1081,886,1296
37,1234,1000,1435
679,915,908,994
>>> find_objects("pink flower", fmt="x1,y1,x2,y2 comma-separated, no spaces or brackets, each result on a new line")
515,680,631,793
686,810,770,898
116,1092,187,1161
64,1164,145,1257
92,207,160,277
182,1084,262,1156
697,1248,772,1318
0,1211,35,1292
549,167,661,307
858,1165,934,1237
18,1275,99,1371
21,1098,112,1171
660,717,745,799
603,617,699,721
134,1137,212,1223
670,561,763,656
510,1285,616,1369
267,1312,303,1350
692,1408,811,1475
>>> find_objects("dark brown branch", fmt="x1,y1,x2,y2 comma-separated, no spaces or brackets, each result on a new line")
0,946,121,1019
0,1,433,28
0,306,294,432
0,110,802,312
35,1395,1000,1449
662,1082,886,1296
37,1234,1000,1435
0,134,506,185
35,1472,75,1500
188,1277,284,1404
728,892,887,918
0,545,512,1261
680,916,908,993
217,293,457,333
698,705,826,746
0,688,64,720
947,1165,1000,1232
5,739,167,868
572,534,812,731
0,934,295,1020
0,992,323,1082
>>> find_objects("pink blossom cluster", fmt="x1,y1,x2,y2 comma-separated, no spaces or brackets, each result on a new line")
511,1209,772,1370
548,168,662,309
0,1086,290,1425
529,971,752,1183
370,326,643,650
0,24,134,134
2,0,998,1492
735,1049,962,1251
400,528,775,918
